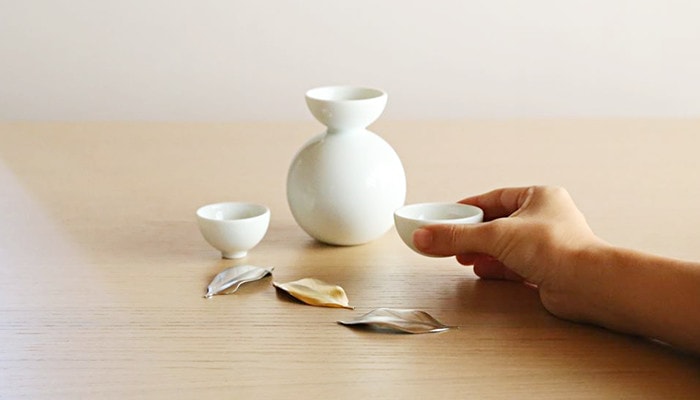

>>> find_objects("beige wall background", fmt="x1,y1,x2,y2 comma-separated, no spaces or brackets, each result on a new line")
1,0,698,121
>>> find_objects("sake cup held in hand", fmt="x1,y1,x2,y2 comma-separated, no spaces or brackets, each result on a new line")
196,202,270,259
394,202,483,257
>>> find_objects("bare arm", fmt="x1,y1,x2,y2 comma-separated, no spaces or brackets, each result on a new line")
572,245,700,353
413,186,700,354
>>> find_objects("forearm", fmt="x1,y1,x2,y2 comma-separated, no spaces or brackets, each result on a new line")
572,245,700,354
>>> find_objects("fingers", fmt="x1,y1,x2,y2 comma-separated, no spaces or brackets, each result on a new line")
457,254,524,281
471,255,524,281
413,220,506,257
459,186,534,221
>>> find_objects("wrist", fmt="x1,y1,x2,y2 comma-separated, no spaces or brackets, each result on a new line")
548,243,700,353
538,240,615,326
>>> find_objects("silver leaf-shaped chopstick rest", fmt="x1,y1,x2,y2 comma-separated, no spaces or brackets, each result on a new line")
338,308,454,334
204,265,274,298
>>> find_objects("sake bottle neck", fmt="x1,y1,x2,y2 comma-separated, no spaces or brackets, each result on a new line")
326,126,366,135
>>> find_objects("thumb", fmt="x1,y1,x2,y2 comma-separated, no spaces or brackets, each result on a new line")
413,221,504,257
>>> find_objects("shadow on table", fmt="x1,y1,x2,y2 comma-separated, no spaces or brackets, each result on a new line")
448,278,700,396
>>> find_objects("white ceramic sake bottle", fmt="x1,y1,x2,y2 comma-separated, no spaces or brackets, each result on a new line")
287,85,406,245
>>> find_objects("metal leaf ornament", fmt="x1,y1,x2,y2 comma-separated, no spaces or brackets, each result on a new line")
273,278,354,309
204,265,274,298
338,308,453,334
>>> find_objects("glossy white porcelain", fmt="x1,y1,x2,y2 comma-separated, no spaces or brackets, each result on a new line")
287,85,406,246
305,86,387,131
196,202,270,259
394,202,484,256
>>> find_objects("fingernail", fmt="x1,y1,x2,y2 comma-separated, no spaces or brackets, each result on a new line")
413,228,433,249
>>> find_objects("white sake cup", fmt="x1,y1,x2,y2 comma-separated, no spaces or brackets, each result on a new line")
394,202,483,257
196,202,270,259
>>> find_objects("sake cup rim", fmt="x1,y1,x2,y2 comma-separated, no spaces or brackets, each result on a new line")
394,202,483,224
196,202,270,222
305,85,386,102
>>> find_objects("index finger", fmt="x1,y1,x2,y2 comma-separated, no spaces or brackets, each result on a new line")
459,186,534,221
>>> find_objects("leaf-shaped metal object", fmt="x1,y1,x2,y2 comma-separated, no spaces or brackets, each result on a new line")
338,308,453,334
273,278,354,309
204,265,274,298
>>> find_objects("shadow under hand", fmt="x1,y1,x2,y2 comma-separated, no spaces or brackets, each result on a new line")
448,275,700,397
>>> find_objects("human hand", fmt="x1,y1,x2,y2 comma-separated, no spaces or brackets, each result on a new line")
412,186,606,320
413,186,700,353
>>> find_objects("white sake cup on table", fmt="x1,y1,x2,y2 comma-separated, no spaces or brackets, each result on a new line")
196,202,270,259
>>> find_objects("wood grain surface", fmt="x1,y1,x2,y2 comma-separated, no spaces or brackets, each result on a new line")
1,121,699,398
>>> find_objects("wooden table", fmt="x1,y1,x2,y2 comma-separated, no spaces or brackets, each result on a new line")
1,121,699,398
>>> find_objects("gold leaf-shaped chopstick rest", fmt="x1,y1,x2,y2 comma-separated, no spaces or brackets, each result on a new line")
273,278,354,309
204,265,274,298
338,308,453,334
